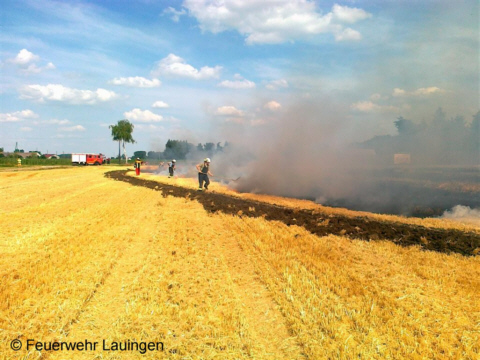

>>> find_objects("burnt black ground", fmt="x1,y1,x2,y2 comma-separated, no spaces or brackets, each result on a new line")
106,170,480,256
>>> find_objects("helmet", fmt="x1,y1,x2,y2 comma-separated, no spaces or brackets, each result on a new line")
172,159,176,162
204,158,211,163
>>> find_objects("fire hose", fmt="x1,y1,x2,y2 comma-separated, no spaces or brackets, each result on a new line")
212,176,241,182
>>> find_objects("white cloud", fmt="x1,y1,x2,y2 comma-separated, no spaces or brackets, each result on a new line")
109,77,161,88
19,84,119,104
350,101,399,113
8,49,55,74
332,4,372,24
11,49,40,65
20,127,33,132
59,125,86,132
265,79,289,90
224,117,245,124
218,76,255,89
152,101,170,108
0,109,39,123
124,108,164,123
392,88,406,97
215,106,244,117
135,124,165,131
393,87,446,97
334,27,362,41
413,87,446,96
152,54,221,80
351,101,381,112
181,0,371,44
250,118,267,126
264,101,282,111
163,6,187,22
39,119,71,125
20,62,56,74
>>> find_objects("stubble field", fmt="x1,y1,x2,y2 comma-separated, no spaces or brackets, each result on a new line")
1,167,479,359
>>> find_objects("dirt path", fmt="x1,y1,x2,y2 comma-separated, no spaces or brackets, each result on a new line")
106,170,480,256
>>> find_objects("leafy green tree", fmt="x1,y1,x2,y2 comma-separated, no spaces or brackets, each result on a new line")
394,116,418,136
109,119,135,164
164,140,193,160
134,151,147,159
147,151,162,160
204,142,215,152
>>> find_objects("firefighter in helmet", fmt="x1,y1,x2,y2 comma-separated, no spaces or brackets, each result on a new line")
134,158,142,175
168,159,176,178
196,158,213,191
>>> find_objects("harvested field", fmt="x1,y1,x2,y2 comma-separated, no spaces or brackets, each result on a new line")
1,167,479,360
107,170,480,256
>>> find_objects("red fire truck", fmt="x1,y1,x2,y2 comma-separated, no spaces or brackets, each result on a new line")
71,153,106,165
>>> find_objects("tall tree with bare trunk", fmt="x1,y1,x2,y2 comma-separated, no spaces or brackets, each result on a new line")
109,119,135,164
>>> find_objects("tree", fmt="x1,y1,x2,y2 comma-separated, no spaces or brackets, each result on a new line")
394,116,418,136
134,151,147,159
164,140,193,160
148,151,162,160
109,119,135,164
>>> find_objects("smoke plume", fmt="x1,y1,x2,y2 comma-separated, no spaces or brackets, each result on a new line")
206,98,479,216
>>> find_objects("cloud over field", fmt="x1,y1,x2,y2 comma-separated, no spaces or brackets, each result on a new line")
109,77,161,88
181,0,371,44
8,49,55,74
0,110,38,122
152,54,222,80
19,84,118,104
124,108,164,123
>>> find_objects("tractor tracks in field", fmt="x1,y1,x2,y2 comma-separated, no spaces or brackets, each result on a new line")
105,170,480,256
43,229,153,360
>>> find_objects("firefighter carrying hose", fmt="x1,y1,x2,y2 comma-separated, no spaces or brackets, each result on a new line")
196,158,213,191
134,158,143,176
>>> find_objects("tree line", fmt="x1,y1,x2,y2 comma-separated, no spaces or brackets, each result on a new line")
132,140,229,161
360,109,480,165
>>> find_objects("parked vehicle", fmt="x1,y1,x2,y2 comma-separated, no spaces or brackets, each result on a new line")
71,153,106,165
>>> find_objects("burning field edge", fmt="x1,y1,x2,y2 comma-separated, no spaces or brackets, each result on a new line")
105,170,480,256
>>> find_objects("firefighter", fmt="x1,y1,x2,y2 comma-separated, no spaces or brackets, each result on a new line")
168,159,176,178
196,158,213,191
134,158,142,175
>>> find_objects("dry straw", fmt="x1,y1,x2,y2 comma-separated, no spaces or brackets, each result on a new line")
0,167,478,359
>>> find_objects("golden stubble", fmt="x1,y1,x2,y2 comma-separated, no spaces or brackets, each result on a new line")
0,167,479,359
140,171,480,232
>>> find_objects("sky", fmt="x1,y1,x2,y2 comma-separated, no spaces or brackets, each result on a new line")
1,0,479,156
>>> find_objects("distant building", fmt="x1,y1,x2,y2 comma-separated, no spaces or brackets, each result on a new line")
2,152,40,158
43,154,60,159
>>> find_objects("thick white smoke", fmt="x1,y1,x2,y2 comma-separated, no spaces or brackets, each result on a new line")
211,98,378,201
441,205,480,226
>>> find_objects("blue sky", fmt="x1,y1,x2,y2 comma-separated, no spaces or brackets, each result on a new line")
1,0,478,156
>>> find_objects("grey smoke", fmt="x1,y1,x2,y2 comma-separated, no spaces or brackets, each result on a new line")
205,99,479,216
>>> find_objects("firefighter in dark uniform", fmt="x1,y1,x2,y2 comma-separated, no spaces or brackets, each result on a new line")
196,158,213,191
168,159,176,178
134,158,142,175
